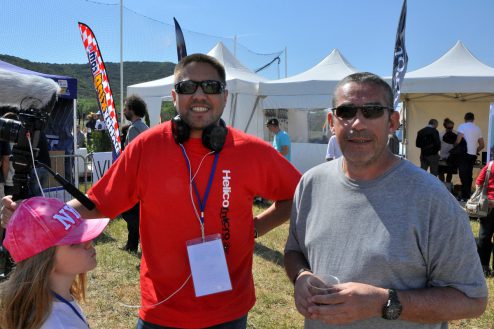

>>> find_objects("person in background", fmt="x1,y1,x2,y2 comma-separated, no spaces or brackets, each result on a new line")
120,94,149,253
474,161,494,277
2,112,18,196
438,118,457,192
0,197,109,329
266,118,292,161
415,119,441,176
85,112,96,145
284,72,487,329
325,135,342,161
95,113,107,130
387,131,399,155
456,112,484,202
28,131,51,197
76,125,86,149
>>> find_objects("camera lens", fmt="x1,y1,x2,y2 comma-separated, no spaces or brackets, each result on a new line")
0,118,22,144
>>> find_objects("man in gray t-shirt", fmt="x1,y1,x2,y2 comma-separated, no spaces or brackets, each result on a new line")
284,72,488,329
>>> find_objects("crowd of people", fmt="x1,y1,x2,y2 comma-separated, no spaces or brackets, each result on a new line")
0,54,489,329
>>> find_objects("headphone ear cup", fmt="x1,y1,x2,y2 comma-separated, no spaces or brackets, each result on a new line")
202,119,228,152
172,115,190,144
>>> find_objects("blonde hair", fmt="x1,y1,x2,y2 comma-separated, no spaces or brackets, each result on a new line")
0,247,87,329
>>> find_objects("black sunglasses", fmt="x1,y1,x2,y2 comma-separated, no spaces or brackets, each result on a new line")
331,104,393,120
174,80,225,95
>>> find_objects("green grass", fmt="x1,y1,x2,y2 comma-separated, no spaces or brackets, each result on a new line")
84,210,493,329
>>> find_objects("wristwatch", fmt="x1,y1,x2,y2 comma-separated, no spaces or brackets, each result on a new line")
382,289,402,320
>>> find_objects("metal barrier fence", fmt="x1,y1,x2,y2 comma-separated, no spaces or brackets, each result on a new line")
43,152,94,202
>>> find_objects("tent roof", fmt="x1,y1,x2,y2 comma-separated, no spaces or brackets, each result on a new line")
400,41,494,94
0,59,77,99
128,42,265,97
259,49,358,96
257,49,359,109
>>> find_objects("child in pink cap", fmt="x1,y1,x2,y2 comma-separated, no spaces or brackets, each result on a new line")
0,197,109,329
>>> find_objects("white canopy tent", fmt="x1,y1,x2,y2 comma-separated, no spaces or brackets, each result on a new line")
256,49,359,173
127,42,267,138
398,41,494,169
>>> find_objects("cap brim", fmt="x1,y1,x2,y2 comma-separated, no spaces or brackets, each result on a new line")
57,218,110,245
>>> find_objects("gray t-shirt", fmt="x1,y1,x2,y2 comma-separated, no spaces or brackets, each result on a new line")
285,158,487,329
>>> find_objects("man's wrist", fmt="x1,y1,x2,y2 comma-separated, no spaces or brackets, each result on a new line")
293,268,312,284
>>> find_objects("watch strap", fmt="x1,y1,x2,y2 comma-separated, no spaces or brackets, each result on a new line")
293,268,312,284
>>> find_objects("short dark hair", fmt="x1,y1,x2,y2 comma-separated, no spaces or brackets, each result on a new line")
443,117,454,129
174,53,226,84
125,94,147,118
428,119,438,126
332,72,394,110
464,112,474,121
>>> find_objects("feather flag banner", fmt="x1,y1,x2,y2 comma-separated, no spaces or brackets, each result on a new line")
78,22,121,156
174,17,188,61
392,0,408,110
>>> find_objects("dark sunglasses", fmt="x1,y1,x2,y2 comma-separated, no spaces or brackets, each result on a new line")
331,104,393,120
174,80,225,95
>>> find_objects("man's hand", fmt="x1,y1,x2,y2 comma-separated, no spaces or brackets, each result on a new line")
294,272,316,318
307,282,388,325
1,196,17,228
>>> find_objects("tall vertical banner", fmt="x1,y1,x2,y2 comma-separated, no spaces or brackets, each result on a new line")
174,17,188,61
78,22,121,156
392,0,408,110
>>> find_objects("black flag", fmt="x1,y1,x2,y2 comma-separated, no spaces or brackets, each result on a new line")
174,17,187,61
392,0,408,110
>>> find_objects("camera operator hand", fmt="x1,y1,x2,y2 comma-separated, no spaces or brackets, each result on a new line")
1,196,18,228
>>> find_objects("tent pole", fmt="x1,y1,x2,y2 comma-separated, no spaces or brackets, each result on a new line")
230,93,238,127
120,0,124,126
284,46,288,78
244,96,261,133
73,98,79,188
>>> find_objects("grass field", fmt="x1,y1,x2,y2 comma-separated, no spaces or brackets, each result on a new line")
84,207,493,329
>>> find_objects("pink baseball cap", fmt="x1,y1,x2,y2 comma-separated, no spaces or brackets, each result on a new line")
3,197,110,262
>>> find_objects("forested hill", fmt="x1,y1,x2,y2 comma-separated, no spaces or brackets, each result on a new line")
0,54,175,101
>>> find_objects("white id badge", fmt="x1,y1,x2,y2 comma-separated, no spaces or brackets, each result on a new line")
186,234,232,297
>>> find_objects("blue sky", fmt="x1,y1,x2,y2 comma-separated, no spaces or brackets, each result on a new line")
1,0,493,79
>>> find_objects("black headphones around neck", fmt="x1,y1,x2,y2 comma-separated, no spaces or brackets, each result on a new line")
171,115,228,152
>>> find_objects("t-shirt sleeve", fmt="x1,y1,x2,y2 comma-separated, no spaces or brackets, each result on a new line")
279,133,290,147
426,190,488,298
252,142,300,201
476,165,488,185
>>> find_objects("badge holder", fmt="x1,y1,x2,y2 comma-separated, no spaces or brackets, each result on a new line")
186,233,232,297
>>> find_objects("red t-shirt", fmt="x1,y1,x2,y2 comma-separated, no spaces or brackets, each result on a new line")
475,161,494,200
88,122,301,328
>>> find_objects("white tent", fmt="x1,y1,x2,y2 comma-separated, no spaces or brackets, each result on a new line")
257,49,359,173
259,49,359,109
127,42,267,137
399,41,494,170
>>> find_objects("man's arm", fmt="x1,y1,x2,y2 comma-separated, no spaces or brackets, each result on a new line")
455,132,464,145
280,145,289,156
284,250,315,318
254,199,292,237
307,283,487,325
477,137,485,154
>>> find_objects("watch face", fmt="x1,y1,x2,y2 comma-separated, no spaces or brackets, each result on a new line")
385,303,403,320
383,289,402,320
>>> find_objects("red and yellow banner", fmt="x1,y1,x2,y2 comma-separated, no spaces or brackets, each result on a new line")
78,22,121,156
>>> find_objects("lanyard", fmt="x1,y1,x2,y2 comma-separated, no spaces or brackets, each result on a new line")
180,147,219,226
51,291,89,328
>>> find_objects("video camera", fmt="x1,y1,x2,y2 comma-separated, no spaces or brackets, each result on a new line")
0,68,59,200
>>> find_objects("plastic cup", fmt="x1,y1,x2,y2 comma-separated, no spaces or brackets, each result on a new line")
307,274,340,296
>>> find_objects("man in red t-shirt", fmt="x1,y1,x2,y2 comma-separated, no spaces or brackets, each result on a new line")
0,54,300,329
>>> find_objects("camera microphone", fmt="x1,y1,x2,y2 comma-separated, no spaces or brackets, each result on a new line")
0,68,60,112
